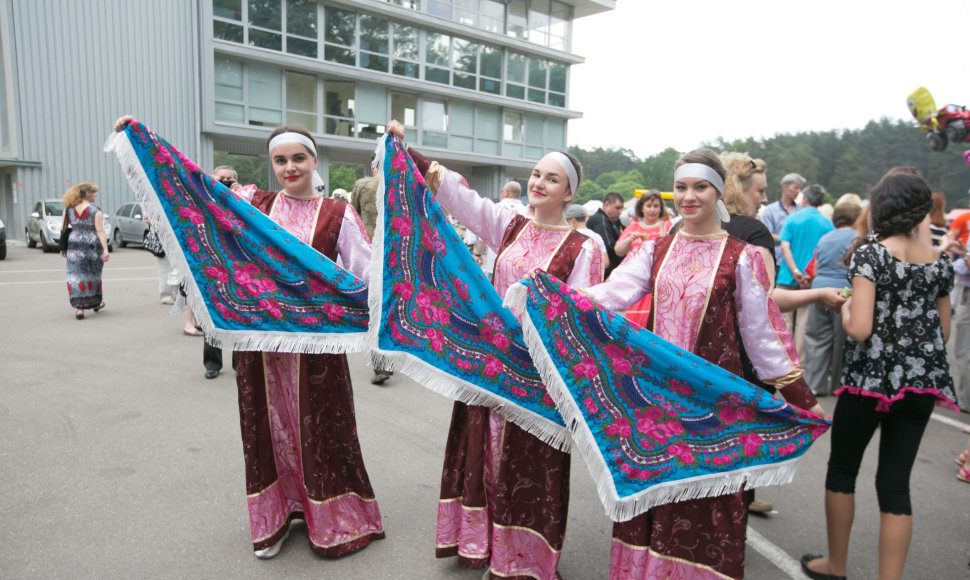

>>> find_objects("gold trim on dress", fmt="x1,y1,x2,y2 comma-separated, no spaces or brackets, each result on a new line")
676,229,728,240
491,523,563,554
531,219,572,231
610,538,735,580
763,367,805,388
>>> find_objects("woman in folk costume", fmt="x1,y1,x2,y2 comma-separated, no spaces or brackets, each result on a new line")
583,149,824,579
387,121,602,580
113,117,384,559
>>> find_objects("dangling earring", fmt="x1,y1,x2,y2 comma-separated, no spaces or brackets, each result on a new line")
715,199,731,223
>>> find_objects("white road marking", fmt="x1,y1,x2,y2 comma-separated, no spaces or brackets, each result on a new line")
746,525,807,579
930,412,970,432
0,277,156,286
0,267,155,274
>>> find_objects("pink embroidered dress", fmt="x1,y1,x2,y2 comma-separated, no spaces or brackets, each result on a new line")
616,218,673,327
233,189,385,556
586,231,817,580
430,166,602,580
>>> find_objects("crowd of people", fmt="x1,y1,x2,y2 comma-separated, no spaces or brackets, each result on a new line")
94,112,968,580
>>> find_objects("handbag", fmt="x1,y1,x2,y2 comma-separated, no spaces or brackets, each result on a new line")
58,212,72,252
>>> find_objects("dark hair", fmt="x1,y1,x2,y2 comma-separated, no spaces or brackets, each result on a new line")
831,202,862,228
635,189,667,220
674,149,727,185
930,192,946,227
869,174,933,239
603,191,624,205
266,126,317,156
802,184,826,207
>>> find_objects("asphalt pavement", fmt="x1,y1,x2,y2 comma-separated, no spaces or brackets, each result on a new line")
1,243,968,579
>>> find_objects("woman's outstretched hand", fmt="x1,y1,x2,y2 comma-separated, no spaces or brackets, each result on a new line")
386,119,405,138
114,115,135,132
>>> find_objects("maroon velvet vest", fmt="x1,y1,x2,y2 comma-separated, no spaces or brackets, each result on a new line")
647,234,748,376
250,190,346,259
496,214,589,283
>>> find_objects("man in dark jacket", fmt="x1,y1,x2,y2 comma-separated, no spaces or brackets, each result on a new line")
586,192,625,277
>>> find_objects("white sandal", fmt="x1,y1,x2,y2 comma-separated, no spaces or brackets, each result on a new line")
254,519,301,559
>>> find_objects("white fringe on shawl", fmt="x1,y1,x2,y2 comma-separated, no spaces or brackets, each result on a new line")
104,129,369,355
506,282,801,522
365,135,571,451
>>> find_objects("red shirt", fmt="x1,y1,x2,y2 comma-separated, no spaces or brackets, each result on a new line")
949,211,970,245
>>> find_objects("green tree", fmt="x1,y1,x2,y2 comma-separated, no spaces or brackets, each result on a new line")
329,164,363,193
575,180,604,205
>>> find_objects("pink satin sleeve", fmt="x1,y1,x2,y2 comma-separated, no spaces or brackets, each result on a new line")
336,204,373,284
734,245,802,380
436,168,516,253
584,241,655,311
565,238,604,290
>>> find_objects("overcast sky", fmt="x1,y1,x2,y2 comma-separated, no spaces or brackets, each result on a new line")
568,0,967,158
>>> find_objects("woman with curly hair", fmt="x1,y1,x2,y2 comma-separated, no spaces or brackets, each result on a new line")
802,172,957,580
61,182,109,319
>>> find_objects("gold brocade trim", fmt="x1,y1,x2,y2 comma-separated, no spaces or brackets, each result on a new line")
692,236,727,350
491,523,562,554
763,367,805,388
676,229,728,240
456,550,488,559
438,497,487,511
306,490,379,506
531,219,572,231
247,478,280,499
426,162,444,194
610,538,735,580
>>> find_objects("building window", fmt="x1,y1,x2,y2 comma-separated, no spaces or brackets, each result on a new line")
324,81,355,137
286,0,318,57
213,0,244,42
503,111,524,158
359,14,390,72
356,83,388,139
248,0,282,51
448,101,474,152
425,32,451,85
391,23,420,78
505,0,571,50
248,61,283,126
391,92,418,142
505,52,566,108
214,57,244,124
385,0,421,8
324,5,356,65
476,105,500,155
421,99,448,148
452,38,478,90
286,71,317,131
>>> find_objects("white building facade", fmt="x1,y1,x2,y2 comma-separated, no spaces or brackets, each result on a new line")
0,0,613,240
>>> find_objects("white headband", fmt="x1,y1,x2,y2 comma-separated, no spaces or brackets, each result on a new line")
267,132,328,198
674,163,724,194
267,132,318,157
541,152,578,194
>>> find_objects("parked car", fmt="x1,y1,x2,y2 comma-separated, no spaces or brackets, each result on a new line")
26,198,113,253
0,216,6,260
111,202,150,247
25,199,65,253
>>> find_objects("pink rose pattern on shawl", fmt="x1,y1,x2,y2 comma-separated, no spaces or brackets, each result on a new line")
523,271,830,497
121,121,368,334
378,135,562,425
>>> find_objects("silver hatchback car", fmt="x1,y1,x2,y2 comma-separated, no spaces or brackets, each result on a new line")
26,199,113,253
111,202,150,248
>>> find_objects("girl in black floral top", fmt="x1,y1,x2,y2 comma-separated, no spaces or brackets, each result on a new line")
802,173,956,580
